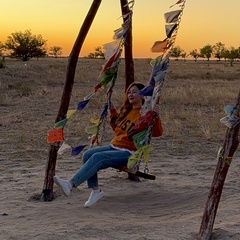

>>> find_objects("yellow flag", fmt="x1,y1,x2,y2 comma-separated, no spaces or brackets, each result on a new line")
67,110,77,119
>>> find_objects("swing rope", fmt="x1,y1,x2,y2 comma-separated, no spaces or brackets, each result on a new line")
127,0,187,173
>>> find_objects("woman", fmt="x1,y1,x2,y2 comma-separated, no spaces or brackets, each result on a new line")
53,82,163,207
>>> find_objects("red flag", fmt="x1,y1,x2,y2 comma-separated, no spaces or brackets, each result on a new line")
170,0,184,8
47,128,64,143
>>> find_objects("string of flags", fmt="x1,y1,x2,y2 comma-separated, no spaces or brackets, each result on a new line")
127,0,187,170
220,105,240,128
47,1,135,157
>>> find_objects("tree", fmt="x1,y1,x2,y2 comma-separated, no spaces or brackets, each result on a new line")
213,42,225,61
170,46,183,59
222,46,239,66
4,29,47,61
200,44,213,61
0,41,6,68
180,51,187,61
189,49,199,62
48,46,63,58
86,46,104,58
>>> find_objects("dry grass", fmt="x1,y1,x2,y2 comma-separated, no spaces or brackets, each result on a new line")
0,57,239,161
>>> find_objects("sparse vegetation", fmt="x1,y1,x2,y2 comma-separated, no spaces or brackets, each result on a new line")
4,29,47,61
0,57,239,154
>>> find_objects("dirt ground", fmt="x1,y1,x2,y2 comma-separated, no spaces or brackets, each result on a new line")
0,58,240,240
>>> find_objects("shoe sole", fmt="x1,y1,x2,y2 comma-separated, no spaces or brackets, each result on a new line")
53,176,70,197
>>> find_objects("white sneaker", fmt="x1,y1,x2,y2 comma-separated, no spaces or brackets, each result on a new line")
53,175,71,197
84,190,104,207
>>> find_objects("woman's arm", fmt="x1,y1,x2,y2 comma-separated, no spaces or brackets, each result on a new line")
152,104,163,137
152,116,163,137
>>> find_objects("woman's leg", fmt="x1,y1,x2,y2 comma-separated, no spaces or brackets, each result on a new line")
71,148,131,188
82,145,113,164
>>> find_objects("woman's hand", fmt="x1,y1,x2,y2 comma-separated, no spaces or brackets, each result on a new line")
153,104,160,116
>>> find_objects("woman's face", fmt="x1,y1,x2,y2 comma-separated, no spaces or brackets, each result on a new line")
127,85,143,107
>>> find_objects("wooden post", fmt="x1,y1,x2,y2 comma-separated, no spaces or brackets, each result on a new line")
120,0,134,91
42,0,102,201
198,90,240,239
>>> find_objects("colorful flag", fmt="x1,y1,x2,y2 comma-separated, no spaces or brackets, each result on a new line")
77,99,90,111
170,0,184,8
224,105,235,115
140,85,154,97
90,118,100,124
99,65,118,88
54,119,68,129
151,39,168,53
85,125,98,135
164,10,182,23
58,141,71,155
66,110,77,119
103,39,122,61
165,23,178,38
100,103,108,119
71,145,87,156
47,128,64,143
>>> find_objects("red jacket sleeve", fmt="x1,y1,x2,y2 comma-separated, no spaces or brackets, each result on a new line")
152,116,163,137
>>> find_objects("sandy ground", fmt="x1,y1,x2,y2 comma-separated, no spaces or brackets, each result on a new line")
0,58,240,240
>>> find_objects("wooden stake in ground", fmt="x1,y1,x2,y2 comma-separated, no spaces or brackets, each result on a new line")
42,0,102,201
198,90,240,240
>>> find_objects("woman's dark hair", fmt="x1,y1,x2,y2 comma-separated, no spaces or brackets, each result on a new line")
116,82,145,123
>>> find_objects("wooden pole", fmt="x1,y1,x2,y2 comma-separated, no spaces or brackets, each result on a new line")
198,90,240,239
42,0,102,201
120,0,134,91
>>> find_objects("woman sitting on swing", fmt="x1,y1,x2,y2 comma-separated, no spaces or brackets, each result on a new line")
54,82,163,207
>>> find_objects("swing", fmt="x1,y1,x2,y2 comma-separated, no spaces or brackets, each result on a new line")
47,0,187,180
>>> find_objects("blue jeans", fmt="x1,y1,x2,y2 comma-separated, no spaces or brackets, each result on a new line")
71,145,131,188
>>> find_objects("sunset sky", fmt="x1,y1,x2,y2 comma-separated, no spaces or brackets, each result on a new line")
1,0,240,58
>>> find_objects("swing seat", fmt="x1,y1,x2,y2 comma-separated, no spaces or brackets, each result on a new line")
113,165,156,180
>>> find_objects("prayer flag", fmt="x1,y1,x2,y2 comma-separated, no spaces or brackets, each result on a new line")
140,85,154,97
85,125,98,135
77,99,89,111
84,92,95,101
66,110,77,119
100,103,108,119
165,23,178,38
58,141,71,155
47,128,64,143
99,65,118,88
224,105,235,115
71,145,87,156
170,0,184,8
151,39,168,53
90,118,100,124
54,119,68,129
100,50,121,75
103,39,122,61
164,10,182,23
220,115,240,129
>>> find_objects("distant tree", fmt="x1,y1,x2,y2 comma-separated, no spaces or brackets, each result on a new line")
170,46,183,60
4,29,47,61
86,46,104,59
0,41,6,68
222,46,239,66
49,46,63,58
213,42,225,61
189,49,199,61
180,51,187,61
200,44,213,61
